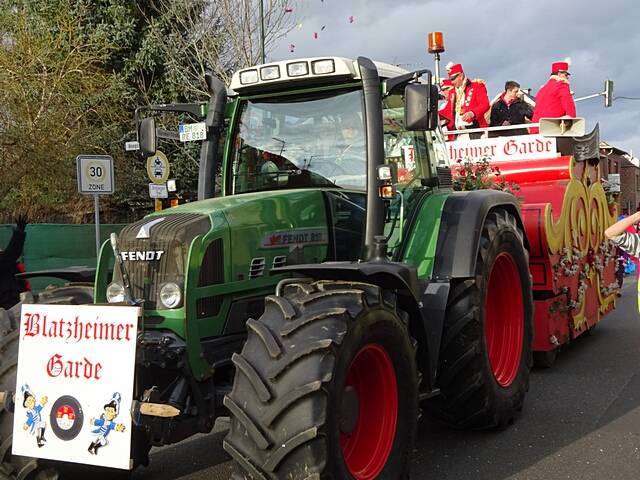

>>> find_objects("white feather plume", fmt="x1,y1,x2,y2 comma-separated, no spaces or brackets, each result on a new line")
564,57,572,66
445,61,454,71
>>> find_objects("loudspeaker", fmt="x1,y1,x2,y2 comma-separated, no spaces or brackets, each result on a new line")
539,117,586,137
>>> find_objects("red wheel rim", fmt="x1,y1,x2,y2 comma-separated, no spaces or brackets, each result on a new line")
340,343,398,480
484,252,524,387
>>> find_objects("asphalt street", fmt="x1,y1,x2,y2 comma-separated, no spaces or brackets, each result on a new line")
121,276,640,480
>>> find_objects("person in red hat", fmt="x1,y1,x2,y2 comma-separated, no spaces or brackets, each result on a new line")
441,62,490,140
530,60,576,133
438,79,454,133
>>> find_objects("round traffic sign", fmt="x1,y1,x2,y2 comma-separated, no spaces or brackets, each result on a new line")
146,151,170,185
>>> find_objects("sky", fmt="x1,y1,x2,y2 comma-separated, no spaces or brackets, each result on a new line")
269,0,640,156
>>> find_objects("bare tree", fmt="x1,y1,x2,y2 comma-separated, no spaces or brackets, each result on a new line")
143,0,299,98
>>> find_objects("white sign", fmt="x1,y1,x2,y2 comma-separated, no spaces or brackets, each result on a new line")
146,151,170,185
125,141,140,151
179,122,207,142
76,155,114,195
149,183,168,199
13,304,140,470
447,134,558,163
609,173,621,193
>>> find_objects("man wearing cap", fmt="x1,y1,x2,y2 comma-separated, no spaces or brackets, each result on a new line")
438,79,454,134
530,60,576,134
442,62,490,140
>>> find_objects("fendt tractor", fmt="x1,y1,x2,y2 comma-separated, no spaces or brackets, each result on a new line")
0,53,618,479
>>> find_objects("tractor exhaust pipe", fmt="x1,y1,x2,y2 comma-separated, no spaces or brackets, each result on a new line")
198,74,227,200
357,57,386,261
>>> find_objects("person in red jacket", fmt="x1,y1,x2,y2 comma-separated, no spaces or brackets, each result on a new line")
442,62,490,140
530,60,576,134
438,78,454,133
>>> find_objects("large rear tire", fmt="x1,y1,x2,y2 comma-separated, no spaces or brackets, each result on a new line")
428,208,533,429
224,280,419,480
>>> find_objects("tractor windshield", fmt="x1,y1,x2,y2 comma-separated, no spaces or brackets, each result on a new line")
231,89,367,194
230,88,430,194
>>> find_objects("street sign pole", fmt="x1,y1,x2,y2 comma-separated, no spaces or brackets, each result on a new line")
76,155,114,259
94,194,101,258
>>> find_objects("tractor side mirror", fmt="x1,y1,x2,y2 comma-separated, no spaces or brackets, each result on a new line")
138,117,157,158
404,84,439,131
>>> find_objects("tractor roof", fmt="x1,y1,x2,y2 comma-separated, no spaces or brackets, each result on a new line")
229,57,408,95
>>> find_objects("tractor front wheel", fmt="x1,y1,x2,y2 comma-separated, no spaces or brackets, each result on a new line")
224,281,419,479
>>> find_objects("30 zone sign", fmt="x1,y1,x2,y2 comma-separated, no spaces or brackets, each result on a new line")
76,155,114,195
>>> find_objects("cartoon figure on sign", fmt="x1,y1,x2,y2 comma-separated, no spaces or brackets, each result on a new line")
87,392,126,455
21,384,48,448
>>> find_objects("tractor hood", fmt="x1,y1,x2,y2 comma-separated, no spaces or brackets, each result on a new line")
110,189,329,308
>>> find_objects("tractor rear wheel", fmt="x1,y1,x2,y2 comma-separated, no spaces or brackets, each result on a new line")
428,208,533,429
224,280,419,479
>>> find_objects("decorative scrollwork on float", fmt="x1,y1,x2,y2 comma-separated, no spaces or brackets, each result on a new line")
543,157,618,330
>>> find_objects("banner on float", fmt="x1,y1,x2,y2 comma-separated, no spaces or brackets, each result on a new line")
447,134,558,163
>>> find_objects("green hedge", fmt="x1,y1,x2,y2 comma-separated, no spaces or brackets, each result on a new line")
0,224,126,293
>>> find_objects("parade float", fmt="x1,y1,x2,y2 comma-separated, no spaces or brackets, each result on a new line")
448,116,619,367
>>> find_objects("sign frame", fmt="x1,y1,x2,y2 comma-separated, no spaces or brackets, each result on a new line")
148,183,169,199
146,151,170,185
13,304,141,470
76,155,114,195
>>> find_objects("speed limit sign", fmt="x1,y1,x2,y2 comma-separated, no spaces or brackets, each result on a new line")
76,155,114,195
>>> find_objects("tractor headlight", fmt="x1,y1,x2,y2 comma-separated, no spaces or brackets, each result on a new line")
311,59,335,75
159,282,183,309
106,282,125,303
260,65,281,81
239,69,259,85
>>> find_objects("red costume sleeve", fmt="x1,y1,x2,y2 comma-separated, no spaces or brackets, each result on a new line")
559,83,576,117
469,82,489,120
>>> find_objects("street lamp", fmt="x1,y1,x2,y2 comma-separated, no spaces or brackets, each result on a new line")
259,0,265,64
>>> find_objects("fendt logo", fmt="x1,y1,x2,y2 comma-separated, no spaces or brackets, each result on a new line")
121,251,165,261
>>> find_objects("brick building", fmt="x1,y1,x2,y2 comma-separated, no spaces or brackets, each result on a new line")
600,141,640,213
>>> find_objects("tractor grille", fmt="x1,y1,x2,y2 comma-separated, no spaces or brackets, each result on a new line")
114,213,211,309
199,238,224,286
249,258,266,278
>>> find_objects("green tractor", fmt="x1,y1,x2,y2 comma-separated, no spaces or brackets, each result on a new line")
2,56,532,479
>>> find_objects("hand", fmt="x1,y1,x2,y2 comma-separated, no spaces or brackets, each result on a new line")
15,215,28,232
40,396,48,405
116,424,126,432
23,424,28,431
502,120,511,126
461,112,475,123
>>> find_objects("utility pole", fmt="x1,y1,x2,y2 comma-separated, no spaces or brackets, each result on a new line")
259,0,266,63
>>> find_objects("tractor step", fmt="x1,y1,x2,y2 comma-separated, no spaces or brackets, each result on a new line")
131,400,181,421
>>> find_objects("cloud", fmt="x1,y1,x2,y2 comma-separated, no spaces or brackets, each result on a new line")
272,0,640,154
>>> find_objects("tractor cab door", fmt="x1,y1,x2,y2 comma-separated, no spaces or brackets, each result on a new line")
324,190,366,261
